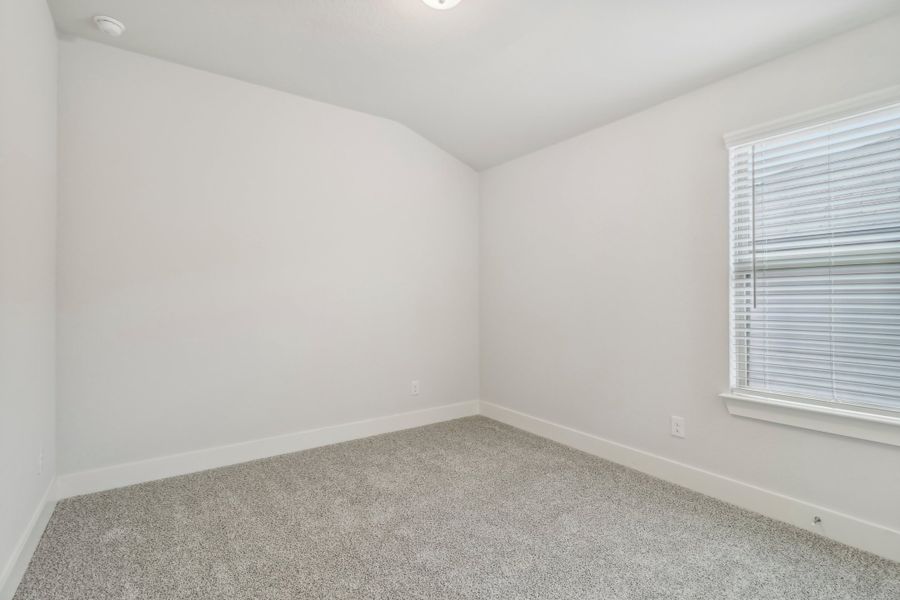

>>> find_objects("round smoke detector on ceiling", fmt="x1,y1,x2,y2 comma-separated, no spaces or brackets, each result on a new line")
93,15,126,37
422,0,461,9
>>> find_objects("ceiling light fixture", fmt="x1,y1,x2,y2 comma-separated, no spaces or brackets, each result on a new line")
422,0,461,10
93,15,126,37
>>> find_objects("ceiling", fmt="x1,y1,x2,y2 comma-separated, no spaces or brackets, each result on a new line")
49,0,900,170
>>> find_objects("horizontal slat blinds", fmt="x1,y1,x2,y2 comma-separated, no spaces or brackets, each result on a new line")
729,103,900,412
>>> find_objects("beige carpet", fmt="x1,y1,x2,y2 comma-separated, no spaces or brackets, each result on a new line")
15,416,900,599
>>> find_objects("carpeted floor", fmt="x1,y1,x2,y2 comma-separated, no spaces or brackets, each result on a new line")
15,416,900,599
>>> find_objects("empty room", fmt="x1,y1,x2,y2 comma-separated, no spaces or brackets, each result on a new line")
3,0,900,598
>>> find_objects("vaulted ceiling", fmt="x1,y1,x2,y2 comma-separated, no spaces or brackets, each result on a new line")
49,0,900,169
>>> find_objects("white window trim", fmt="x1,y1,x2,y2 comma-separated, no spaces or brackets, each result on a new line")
722,85,900,448
723,84,900,147
720,391,900,448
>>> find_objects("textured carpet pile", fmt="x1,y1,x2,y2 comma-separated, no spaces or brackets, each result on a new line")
15,416,900,599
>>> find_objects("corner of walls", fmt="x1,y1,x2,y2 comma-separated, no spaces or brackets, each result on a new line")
0,481,56,600
0,0,59,597
9,399,482,594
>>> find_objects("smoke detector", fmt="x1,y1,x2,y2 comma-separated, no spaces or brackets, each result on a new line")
422,0,461,9
93,15,126,37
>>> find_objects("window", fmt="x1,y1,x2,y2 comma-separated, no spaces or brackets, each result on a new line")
725,95,900,441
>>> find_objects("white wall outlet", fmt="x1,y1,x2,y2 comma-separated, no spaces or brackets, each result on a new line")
671,416,686,438
410,380,420,396
38,446,44,475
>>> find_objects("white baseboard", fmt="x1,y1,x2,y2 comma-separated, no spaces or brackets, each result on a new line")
479,401,900,563
0,480,57,600
57,401,479,500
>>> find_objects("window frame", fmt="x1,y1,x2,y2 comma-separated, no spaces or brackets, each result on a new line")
722,86,900,447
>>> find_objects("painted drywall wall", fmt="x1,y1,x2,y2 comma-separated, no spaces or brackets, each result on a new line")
57,39,479,475
480,14,900,530
0,0,57,586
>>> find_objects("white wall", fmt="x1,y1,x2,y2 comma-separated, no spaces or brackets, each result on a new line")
0,0,57,586
481,15,900,531
57,39,479,475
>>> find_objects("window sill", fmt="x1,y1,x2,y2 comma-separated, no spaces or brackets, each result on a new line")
720,392,900,448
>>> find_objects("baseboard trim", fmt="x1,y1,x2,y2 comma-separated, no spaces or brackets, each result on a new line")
57,401,479,500
0,480,57,600
479,401,900,563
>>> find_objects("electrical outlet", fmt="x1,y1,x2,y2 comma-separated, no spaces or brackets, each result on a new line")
671,416,686,438
37,446,44,475
410,380,420,396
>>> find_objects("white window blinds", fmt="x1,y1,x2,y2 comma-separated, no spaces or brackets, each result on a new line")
729,102,900,413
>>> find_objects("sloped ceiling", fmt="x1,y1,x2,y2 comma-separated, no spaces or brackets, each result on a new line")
49,0,900,169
